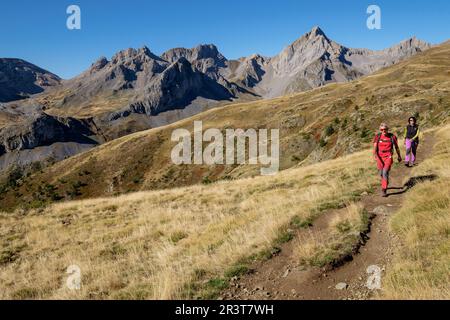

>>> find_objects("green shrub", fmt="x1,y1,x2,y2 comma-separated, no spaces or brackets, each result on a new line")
225,265,250,278
202,177,212,185
325,125,335,137
170,231,188,243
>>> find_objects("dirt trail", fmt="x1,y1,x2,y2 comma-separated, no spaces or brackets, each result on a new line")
221,133,435,300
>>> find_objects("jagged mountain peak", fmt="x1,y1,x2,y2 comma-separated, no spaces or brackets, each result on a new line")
162,44,226,64
90,56,109,72
139,45,152,55
294,26,333,45
309,26,327,37
397,36,431,49
192,44,224,60
277,26,339,61
110,46,164,65
270,26,341,79
167,56,193,71
0,58,61,102
380,37,431,59
161,43,228,82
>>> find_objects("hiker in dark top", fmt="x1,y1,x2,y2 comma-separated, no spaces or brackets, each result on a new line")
373,123,402,197
404,116,420,167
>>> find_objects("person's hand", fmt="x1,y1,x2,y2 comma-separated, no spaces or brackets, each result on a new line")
398,156,402,163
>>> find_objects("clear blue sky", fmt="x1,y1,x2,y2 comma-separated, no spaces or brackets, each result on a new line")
1,0,448,79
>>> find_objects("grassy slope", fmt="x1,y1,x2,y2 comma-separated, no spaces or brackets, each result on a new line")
0,147,379,299
38,89,135,118
2,126,448,300
1,43,449,210
383,125,450,299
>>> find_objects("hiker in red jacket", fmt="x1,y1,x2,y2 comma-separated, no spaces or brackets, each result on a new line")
373,123,402,197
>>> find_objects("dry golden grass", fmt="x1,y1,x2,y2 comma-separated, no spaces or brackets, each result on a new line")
38,89,135,118
293,203,368,267
383,125,450,299
0,148,377,299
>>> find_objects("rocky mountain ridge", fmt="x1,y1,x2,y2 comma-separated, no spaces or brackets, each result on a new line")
0,27,433,172
0,58,60,103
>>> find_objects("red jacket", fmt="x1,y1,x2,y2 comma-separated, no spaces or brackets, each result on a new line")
373,133,398,158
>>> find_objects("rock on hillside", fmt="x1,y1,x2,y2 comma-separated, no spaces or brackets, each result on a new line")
0,106,97,171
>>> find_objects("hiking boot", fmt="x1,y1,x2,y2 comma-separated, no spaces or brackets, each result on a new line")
405,163,411,168
381,189,388,197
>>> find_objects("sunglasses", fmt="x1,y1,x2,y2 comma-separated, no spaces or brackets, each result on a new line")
380,128,388,131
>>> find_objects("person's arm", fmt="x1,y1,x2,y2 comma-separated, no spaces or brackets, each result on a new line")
373,136,378,160
394,136,402,162
412,128,420,141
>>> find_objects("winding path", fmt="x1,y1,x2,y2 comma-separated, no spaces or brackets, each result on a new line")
221,133,435,300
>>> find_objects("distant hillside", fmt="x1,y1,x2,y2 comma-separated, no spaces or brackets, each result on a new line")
0,58,60,102
1,41,448,210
